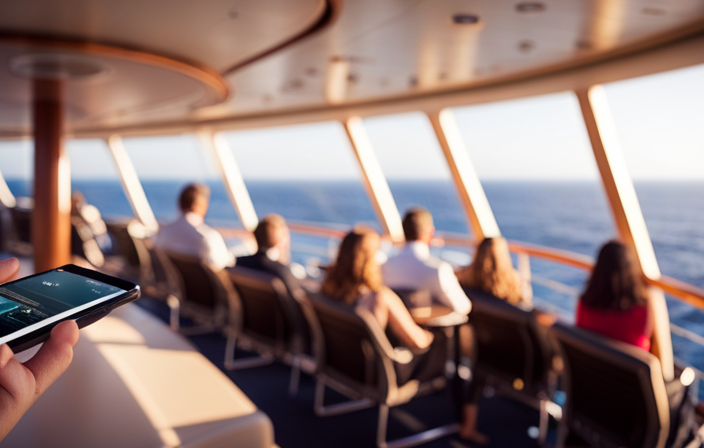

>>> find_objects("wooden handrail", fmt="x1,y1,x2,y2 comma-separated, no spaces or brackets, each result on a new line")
213,221,704,310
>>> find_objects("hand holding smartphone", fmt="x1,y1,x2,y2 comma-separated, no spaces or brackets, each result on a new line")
0,264,140,353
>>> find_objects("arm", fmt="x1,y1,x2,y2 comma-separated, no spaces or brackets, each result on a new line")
0,258,79,441
434,263,472,315
203,228,235,271
381,289,434,351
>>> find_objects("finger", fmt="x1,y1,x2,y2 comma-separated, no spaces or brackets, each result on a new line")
0,258,20,283
0,344,14,369
23,320,79,398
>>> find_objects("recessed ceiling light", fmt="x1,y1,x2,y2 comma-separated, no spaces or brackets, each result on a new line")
518,40,535,53
10,53,108,80
575,40,593,50
642,7,666,16
452,14,481,25
516,2,546,13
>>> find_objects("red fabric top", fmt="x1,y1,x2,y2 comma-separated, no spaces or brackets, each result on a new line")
576,300,651,351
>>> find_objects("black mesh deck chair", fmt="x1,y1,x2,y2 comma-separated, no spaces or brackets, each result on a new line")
164,252,231,334
225,265,315,395
309,293,453,448
550,323,673,448
464,287,559,444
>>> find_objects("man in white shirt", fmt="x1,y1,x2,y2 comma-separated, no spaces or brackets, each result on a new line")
155,183,234,271
382,207,472,315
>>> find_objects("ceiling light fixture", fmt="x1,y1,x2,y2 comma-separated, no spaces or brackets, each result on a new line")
10,53,108,80
452,14,481,25
515,2,546,13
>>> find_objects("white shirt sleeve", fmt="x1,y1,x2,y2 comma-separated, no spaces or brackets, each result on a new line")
433,262,472,315
201,228,235,271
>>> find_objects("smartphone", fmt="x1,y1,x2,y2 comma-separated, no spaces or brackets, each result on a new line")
0,264,140,352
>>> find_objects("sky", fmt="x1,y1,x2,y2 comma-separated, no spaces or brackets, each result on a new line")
1,62,703,182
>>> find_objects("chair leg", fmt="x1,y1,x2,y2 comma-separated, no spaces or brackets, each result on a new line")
377,404,390,448
288,356,301,397
223,335,274,370
224,335,237,366
167,295,180,331
314,380,375,417
539,399,548,446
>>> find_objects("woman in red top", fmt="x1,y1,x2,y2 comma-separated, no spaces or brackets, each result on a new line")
576,241,653,351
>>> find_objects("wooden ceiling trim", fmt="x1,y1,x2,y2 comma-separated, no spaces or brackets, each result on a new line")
0,33,230,101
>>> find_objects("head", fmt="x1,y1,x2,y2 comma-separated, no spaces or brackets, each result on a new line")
402,207,434,244
253,214,290,255
71,191,87,215
321,228,383,305
178,183,210,218
581,241,648,311
459,237,523,305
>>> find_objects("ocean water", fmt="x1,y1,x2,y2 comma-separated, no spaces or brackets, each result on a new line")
6,179,704,378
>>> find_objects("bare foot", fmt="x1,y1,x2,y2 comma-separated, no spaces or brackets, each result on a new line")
458,429,490,445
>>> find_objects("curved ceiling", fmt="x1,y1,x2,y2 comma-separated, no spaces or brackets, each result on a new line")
0,0,704,135
0,0,327,133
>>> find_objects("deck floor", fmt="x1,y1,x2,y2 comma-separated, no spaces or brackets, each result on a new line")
137,297,553,448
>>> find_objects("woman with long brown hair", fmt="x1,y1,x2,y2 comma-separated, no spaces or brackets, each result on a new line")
321,228,433,350
576,241,653,350
457,237,532,307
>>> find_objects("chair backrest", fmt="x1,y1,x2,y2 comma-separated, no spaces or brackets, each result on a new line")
106,222,141,267
465,288,553,394
227,266,296,352
550,323,669,448
308,293,391,399
165,252,227,311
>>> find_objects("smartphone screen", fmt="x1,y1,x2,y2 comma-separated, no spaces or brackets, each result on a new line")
0,268,126,344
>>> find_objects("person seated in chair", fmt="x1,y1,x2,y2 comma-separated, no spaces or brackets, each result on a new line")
322,229,487,444
236,214,300,294
457,237,534,310
382,207,472,315
155,183,234,271
575,241,653,351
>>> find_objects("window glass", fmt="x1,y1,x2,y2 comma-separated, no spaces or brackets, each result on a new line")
363,112,470,236
603,64,704,384
451,92,615,312
222,121,377,266
123,134,240,229
67,139,132,220
0,141,33,198
222,121,376,228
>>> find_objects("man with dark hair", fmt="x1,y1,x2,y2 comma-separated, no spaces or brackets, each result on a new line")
237,214,299,291
155,183,234,271
382,207,472,314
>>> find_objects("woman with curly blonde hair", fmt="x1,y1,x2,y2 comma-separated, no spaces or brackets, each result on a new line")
457,237,532,307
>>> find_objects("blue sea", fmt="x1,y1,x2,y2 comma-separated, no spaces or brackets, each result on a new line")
7,179,704,382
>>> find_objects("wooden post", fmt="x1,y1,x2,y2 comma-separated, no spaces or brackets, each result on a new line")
577,86,674,381
32,79,71,272
428,109,500,240
343,117,405,243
